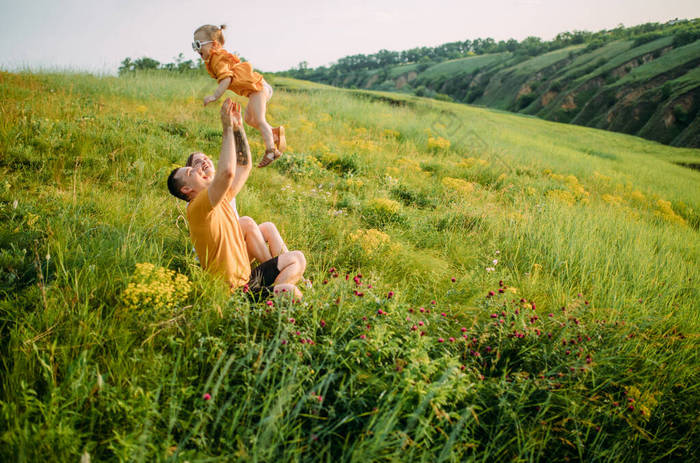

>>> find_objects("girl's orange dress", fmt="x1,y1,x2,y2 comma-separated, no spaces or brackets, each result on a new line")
205,43,264,98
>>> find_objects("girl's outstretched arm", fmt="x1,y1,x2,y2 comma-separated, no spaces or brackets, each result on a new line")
204,77,232,106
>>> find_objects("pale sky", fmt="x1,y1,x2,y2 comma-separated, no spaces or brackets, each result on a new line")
0,0,697,74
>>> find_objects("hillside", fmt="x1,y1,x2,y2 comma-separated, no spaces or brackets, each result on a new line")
283,20,700,147
1,71,699,461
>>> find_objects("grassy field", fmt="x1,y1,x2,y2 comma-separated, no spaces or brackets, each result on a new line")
570,37,675,85
615,40,700,85
417,53,510,80
1,70,699,462
556,40,634,81
387,64,421,79
507,46,585,76
296,30,700,147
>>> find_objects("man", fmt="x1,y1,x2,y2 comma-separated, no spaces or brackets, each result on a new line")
167,99,305,299
185,151,289,264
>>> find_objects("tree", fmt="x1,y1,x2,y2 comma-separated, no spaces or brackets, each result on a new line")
376,49,399,67
118,57,133,75
518,36,545,56
133,57,160,70
505,39,519,52
481,38,497,54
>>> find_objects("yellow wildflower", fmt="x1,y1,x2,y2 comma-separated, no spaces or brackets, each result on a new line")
343,178,364,192
297,119,316,134
547,189,576,205
386,166,401,177
121,263,191,314
397,158,424,173
349,228,391,255
318,151,338,165
367,198,401,215
626,386,659,421
354,127,368,136
628,190,646,202
593,171,611,182
654,200,686,226
428,136,451,151
310,142,331,153
460,157,489,168
383,129,400,139
442,177,475,195
602,194,624,205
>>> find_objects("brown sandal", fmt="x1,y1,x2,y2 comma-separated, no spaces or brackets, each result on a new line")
272,126,287,151
257,148,282,168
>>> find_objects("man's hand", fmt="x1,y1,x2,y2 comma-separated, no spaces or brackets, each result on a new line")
230,101,243,130
203,95,218,106
220,98,235,128
208,99,237,208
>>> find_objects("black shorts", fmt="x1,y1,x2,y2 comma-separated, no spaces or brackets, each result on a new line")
246,257,280,301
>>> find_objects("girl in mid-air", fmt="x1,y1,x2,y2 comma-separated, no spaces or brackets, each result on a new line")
193,24,285,167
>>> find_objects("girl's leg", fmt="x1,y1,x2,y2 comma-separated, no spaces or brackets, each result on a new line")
244,90,275,151
239,216,273,263
258,222,289,257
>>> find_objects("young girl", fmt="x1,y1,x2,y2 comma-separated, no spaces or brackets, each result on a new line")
193,24,285,167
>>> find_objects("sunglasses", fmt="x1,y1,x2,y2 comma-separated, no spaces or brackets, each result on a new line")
191,40,214,53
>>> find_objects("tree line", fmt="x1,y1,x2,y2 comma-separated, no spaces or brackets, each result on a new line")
118,53,204,75
117,19,698,79
282,19,699,79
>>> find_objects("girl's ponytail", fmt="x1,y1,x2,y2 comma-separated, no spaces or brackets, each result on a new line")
194,24,226,45
217,24,227,45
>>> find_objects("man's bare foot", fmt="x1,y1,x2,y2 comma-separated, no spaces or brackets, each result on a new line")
273,283,302,300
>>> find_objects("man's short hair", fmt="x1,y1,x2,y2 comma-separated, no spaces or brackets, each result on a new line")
167,168,189,201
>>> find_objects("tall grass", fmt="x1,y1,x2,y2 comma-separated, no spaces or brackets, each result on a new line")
1,70,698,461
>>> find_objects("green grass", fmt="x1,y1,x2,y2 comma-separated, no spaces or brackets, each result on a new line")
420,53,510,79
508,45,585,75
557,40,635,81
615,39,700,85
387,63,421,79
1,71,699,462
474,46,586,111
665,65,700,97
571,36,675,84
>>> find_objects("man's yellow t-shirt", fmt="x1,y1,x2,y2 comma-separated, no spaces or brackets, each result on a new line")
187,189,251,290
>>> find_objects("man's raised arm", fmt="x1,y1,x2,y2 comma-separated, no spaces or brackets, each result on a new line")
228,109,252,197
207,99,238,207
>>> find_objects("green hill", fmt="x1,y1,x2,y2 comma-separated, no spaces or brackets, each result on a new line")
1,71,699,461
283,20,700,147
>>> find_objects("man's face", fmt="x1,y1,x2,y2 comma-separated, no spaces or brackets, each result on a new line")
189,152,215,176
174,164,212,199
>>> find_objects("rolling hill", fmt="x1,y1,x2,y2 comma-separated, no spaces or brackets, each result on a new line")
283,20,700,147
